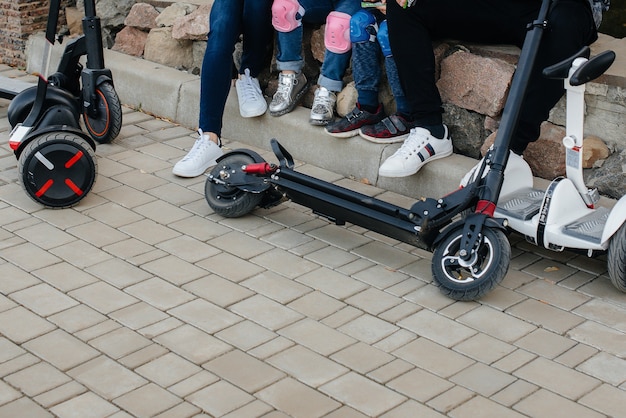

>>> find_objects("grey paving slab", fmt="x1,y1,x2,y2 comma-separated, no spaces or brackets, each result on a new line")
1,67,626,418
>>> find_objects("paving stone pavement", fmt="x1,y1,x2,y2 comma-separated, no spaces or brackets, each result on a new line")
0,95,626,418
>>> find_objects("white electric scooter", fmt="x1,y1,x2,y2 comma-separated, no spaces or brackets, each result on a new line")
487,47,626,291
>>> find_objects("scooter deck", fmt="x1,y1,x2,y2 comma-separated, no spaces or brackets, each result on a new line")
496,188,544,221
562,206,609,244
497,188,610,245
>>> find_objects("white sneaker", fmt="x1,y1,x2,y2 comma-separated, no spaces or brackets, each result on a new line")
172,130,223,178
379,126,452,177
309,86,336,126
236,68,267,118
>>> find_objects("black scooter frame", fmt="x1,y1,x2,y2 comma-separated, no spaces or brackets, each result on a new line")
7,0,118,150
5,0,120,208
206,0,586,299
216,0,553,246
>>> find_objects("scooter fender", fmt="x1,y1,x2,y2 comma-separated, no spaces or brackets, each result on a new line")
432,215,508,250
13,125,96,159
212,149,271,194
7,85,81,128
81,70,114,117
81,70,114,97
600,194,626,246
215,148,265,166
96,74,113,86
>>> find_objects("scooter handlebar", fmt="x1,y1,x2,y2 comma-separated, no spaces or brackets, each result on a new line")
570,50,615,86
542,46,590,79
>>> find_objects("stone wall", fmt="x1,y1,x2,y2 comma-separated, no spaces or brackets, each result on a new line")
74,0,137,48
0,0,72,67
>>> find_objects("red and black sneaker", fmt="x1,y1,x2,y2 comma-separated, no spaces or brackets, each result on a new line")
359,113,418,144
325,104,384,138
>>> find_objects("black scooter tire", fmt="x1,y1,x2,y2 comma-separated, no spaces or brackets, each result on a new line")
432,225,510,301
18,132,97,208
608,222,626,292
205,153,263,218
83,81,122,144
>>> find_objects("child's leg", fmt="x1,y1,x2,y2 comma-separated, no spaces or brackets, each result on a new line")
351,10,382,110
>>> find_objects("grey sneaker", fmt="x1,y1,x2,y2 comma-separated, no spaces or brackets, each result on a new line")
310,87,336,126
269,72,308,117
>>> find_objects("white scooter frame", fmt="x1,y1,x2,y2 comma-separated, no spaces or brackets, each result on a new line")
493,49,626,288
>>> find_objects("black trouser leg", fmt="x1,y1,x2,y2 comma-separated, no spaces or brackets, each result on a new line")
387,0,596,152
512,0,596,153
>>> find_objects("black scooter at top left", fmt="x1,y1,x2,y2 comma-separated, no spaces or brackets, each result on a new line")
3,0,122,208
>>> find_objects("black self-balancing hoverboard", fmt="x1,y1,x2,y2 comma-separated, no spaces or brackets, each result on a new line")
205,0,625,300
4,0,122,208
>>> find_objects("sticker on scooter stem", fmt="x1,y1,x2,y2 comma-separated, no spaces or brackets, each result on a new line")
566,147,580,169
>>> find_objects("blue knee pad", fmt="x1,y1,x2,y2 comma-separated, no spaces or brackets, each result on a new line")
350,10,377,43
377,20,392,57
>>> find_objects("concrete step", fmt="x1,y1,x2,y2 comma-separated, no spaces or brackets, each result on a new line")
103,47,476,198
26,33,480,199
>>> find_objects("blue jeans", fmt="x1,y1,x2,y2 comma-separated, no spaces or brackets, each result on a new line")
199,0,273,136
351,14,408,114
275,0,361,92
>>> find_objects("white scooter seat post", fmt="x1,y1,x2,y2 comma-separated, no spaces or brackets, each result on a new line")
563,57,599,207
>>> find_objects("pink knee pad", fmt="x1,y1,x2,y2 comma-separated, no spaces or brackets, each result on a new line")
272,0,304,32
325,11,352,54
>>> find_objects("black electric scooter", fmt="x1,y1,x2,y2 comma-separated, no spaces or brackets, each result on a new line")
4,0,122,208
204,0,624,300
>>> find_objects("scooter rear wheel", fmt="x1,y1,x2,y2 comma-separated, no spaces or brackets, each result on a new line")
83,81,122,144
18,132,97,208
205,153,263,218
432,225,510,300
608,222,626,292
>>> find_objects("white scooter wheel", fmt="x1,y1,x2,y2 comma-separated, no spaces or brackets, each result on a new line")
608,222,626,292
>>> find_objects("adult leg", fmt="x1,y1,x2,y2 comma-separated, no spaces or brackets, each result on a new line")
380,0,529,177
386,0,536,126
175,0,243,177
378,19,407,114
236,0,273,118
240,0,273,77
512,0,596,153
199,0,244,136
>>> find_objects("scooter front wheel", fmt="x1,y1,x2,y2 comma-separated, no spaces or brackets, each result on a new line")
18,132,97,208
432,225,510,300
608,222,626,292
205,153,264,218
83,81,122,144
